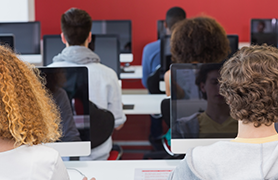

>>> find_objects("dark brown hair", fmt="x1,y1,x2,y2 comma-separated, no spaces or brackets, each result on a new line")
219,44,278,127
165,7,186,30
171,16,230,63
61,8,92,45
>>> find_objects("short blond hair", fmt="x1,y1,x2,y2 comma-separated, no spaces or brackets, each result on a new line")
219,45,278,127
0,46,61,146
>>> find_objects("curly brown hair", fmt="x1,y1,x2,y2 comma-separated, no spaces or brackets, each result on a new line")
171,16,230,63
219,45,278,127
0,46,61,146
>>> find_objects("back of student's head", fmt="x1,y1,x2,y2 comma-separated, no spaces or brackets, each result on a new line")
165,7,186,30
61,8,92,45
220,45,278,127
171,16,230,64
0,46,61,146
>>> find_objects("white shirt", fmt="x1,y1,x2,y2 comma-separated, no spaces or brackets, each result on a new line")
0,145,69,180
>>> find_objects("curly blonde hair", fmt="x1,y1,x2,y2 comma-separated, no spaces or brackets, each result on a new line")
219,45,278,127
171,16,230,63
0,46,61,146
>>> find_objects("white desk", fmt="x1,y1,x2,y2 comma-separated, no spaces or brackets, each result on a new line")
18,54,42,66
120,65,142,79
65,160,180,180
122,94,167,115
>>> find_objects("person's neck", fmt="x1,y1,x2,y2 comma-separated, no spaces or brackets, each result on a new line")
66,42,88,48
237,121,278,138
205,102,230,124
0,138,15,152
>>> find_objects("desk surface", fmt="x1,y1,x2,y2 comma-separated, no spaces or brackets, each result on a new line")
120,65,142,79
122,94,167,115
65,160,180,180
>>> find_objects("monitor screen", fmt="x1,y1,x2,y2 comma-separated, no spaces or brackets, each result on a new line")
0,34,14,51
38,66,91,157
43,34,120,78
0,22,40,54
157,20,166,39
227,35,239,58
160,35,171,80
170,63,238,154
251,19,277,47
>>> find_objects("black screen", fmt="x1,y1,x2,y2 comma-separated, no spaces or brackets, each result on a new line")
39,67,90,142
0,34,14,51
157,20,166,39
251,19,277,47
0,22,40,54
227,35,239,58
91,20,131,53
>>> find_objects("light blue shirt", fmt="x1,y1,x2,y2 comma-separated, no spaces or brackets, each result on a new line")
141,40,161,88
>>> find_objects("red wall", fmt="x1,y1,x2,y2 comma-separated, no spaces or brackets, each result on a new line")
35,0,278,66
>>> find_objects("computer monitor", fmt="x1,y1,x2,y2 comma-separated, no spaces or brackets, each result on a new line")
157,20,166,39
0,22,40,54
38,66,91,157
0,34,14,51
170,63,238,154
43,34,120,78
227,35,239,58
250,19,277,47
160,35,171,80
42,35,65,66
90,35,120,79
91,20,132,62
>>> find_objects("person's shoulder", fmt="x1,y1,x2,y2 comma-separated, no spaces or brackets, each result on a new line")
16,145,59,161
144,40,160,51
86,63,118,81
87,63,116,74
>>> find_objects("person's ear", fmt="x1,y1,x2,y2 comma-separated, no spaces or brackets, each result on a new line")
61,33,67,44
87,32,92,43
163,21,168,29
200,82,206,93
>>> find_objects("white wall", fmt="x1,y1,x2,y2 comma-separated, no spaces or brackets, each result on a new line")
0,0,35,22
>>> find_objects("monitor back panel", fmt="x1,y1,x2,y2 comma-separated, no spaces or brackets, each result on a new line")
43,34,120,78
91,20,132,54
0,22,40,54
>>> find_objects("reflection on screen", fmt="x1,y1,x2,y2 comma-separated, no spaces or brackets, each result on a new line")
39,67,90,142
251,19,277,47
171,63,238,139
91,20,131,53
0,22,40,54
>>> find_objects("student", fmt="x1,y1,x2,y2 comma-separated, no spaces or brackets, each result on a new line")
164,16,230,96
0,45,96,180
141,6,186,89
48,8,126,160
168,45,278,179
